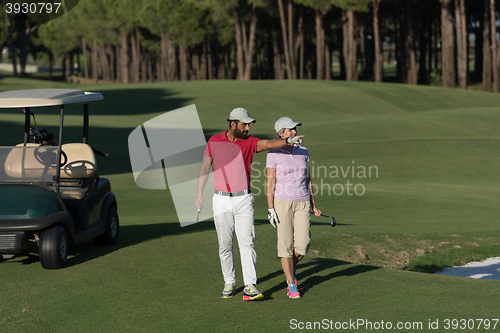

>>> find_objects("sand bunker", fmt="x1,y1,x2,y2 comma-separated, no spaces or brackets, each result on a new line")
436,257,500,279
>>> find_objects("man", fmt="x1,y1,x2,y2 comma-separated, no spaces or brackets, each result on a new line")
195,107,303,300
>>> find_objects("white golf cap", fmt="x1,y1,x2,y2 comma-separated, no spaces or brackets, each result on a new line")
228,107,256,123
274,117,302,133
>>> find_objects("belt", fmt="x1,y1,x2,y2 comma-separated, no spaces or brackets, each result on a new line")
215,189,251,197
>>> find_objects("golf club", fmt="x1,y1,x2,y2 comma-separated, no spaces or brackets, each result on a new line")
196,205,203,223
311,212,336,227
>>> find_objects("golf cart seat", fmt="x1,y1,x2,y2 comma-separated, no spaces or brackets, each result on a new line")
59,143,97,200
4,144,56,179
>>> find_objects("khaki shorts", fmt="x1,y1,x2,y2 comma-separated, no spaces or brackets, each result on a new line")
274,197,311,258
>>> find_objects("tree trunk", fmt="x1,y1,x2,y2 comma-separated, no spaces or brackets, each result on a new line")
272,24,283,79
233,7,244,80
266,32,274,79
147,52,154,82
161,33,174,81
277,0,293,79
19,24,32,77
8,23,18,76
64,53,70,81
490,0,498,92
168,36,177,81
130,30,137,83
288,0,296,79
131,28,140,84
200,44,207,80
460,0,467,88
218,46,226,79
299,26,304,79
104,46,111,81
396,4,404,83
325,45,331,80
141,49,147,83
258,42,264,79
418,9,427,84
306,29,313,79
426,6,434,84
359,27,365,76
342,9,358,81
116,46,121,83
92,38,99,83
82,37,89,80
230,46,235,79
99,44,110,82
179,43,188,81
120,31,129,84
207,41,213,80
373,0,383,82
191,49,199,80
316,9,325,80
162,40,168,81
405,1,418,85
440,0,455,88
96,46,103,81
48,52,53,81
242,15,248,60
483,0,492,92
296,6,304,79
158,39,164,82
108,45,115,81
455,0,468,89
243,5,258,80
69,51,74,77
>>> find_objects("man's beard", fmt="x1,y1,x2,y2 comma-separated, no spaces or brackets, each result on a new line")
234,128,248,138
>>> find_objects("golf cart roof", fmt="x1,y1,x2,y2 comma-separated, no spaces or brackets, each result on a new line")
0,89,103,108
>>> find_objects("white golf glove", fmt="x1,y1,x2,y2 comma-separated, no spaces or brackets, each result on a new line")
268,208,279,228
286,135,305,146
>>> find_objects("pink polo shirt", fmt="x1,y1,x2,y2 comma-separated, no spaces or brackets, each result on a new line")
266,146,310,201
204,130,260,192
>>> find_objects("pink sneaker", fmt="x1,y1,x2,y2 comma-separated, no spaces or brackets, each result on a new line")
287,282,301,299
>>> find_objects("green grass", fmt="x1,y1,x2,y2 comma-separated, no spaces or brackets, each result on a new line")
1,77,500,332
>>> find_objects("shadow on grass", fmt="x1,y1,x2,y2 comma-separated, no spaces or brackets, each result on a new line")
1,219,216,268
64,220,216,267
262,258,380,299
1,252,40,266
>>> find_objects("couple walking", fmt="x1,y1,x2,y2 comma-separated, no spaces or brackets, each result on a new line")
196,107,321,301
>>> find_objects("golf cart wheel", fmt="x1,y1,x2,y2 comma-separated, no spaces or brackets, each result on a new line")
39,226,68,269
93,207,119,246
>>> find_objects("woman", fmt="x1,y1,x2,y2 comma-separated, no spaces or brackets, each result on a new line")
266,117,321,299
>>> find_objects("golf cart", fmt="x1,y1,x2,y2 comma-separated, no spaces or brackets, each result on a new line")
0,89,118,269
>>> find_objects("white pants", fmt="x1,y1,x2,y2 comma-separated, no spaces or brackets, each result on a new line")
213,193,256,286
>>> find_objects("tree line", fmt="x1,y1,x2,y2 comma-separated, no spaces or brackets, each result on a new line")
2,0,499,92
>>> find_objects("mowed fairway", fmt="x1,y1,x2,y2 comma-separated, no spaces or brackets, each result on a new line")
1,78,500,332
